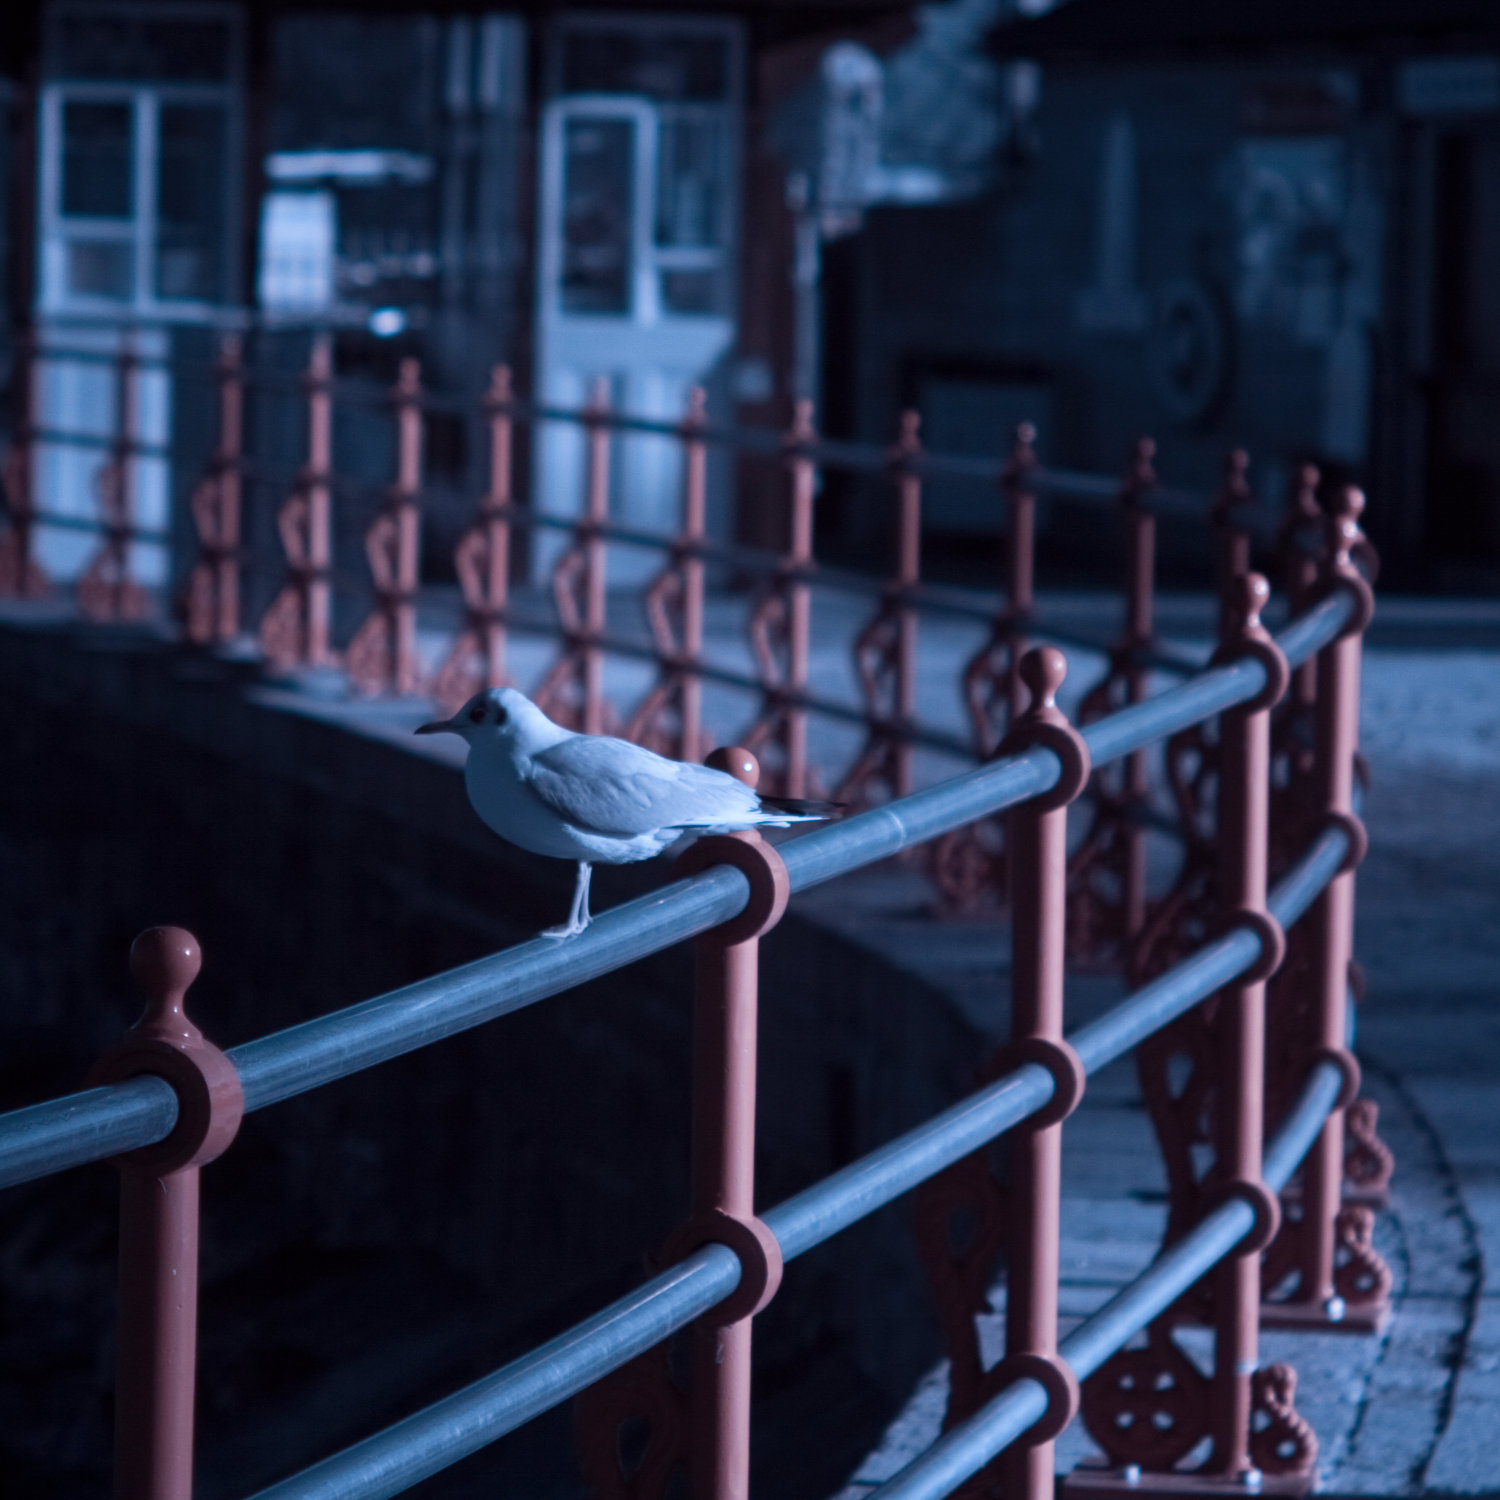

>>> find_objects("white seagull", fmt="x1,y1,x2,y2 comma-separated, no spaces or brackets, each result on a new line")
416,688,834,938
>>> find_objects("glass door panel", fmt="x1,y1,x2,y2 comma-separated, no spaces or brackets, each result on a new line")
155,102,227,300
560,115,636,315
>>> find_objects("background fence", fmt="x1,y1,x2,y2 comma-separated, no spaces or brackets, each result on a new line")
0,326,1364,939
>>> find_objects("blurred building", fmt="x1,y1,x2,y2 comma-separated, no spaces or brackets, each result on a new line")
0,0,932,587
818,0,1500,588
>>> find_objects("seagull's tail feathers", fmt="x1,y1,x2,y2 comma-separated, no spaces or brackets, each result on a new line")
755,794,845,824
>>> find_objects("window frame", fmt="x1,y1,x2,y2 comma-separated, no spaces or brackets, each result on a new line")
37,2,243,320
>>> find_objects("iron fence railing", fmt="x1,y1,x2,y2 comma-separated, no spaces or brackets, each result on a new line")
0,458,1389,1500
1,327,1358,937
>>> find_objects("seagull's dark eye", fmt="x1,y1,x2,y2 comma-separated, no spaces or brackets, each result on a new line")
468,704,486,724
493,706,507,726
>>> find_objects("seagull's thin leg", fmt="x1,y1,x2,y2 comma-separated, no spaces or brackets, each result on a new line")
542,861,593,940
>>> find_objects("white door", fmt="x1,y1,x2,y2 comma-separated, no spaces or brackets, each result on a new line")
533,94,736,582
33,75,238,587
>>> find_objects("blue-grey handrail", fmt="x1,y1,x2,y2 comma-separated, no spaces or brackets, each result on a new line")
864,1059,1346,1500
238,872,1352,1500
0,588,1355,1191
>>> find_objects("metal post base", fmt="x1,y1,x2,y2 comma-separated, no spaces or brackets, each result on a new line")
1065,1464,1315,1500
1259,1296,1390,1335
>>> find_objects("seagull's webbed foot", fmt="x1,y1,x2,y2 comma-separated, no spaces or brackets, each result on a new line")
541,861,593,941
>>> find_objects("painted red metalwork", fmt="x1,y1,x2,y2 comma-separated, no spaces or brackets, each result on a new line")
78,338,152,623
740,401,816,797
1078,574,1314,1496
576,749,787,1500
535,376,613,734
1211,450,1254,626
916,648,1088,1500
1261,489,1392,1336
347,358,425,696
86,928,243,1500
1066,438,1158,966
433,366,516,714
835,410,923,810
0,329,50,599
929,421,1038,912
625,386,712,762
260,334,336,671
180,335,245,646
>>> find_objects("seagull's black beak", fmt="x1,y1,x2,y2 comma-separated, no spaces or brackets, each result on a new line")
415,718,457,736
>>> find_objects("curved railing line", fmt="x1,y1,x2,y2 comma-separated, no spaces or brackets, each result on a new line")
865,1060,1346,1500
0,589,1356,1190
235,920,1351,1500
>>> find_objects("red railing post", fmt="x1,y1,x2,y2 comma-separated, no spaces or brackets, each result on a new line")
535,377,612,733
914,648,1089,1494
1066,438,1157,967
182,334,245,646
1265,488,1391,1333
0,327,50,599
574,748,786,1500
79,333,151,622
998,647,1090,1499
433,365,515,713
1205,573,1302,1484
1211,450,1254,629
931,421,1039,913
348,357,425,696
626,385,711,762
780,402,815,798
87,928,242,1500
835,408,922,809
742,401,816,796
260,333,335,671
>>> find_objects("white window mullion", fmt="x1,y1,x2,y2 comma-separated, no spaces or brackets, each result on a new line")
37,86,63,310
134,90,158,312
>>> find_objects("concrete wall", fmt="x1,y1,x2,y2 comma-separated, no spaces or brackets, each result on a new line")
0,615,989,1499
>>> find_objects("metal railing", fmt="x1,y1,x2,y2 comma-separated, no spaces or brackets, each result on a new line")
0,463,1387,1500
0,328,1347,939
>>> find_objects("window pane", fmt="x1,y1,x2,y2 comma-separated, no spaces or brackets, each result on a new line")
660,268,723,316
656,116,723,249
66,240,135,299
560,118,634,316
57,15,231,82
61,101,134,218
156,104,227,301
562,31,729,102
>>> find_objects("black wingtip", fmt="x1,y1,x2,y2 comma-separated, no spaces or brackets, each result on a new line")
757,795,846,819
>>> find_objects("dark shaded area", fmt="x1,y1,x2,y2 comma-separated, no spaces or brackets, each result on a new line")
0,619,990,1499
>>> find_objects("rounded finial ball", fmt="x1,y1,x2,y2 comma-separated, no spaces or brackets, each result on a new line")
1016,421,1037,446
1230,571,1270,625
130,927,201,1006
707,746,760,789
1336,486,1366,521
1020,646,1067,710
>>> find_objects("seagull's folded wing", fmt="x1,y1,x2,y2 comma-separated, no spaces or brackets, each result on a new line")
526,737,759,836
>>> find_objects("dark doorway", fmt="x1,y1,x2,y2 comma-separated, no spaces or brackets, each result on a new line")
1424,127,1500,586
